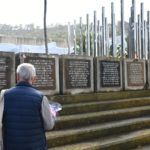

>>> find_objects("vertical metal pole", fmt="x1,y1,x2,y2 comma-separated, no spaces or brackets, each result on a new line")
141,3,144,59
147,11,150,59
90,23,94,57
79,17,83,55
94,11,98,57
107,24,110,56
114,14,116,57
129,8,132,58
138,15,141,59
121,0,125,58
67,22,71,55
130,0,136,58
100,26,103,56
73,20,77,55
136,23,139,58
144,21,148,59
128,17,132,58
86,14,90,56
105,18,109,57
102,7,105,56
133,0,136,58
97,20,101,56
44,0,48,54
111,2,116,57
120,0,125,90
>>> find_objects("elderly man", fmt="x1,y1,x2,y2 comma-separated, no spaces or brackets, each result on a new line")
2,63,55,150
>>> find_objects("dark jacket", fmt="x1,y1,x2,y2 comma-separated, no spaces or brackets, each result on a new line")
3,81,47,150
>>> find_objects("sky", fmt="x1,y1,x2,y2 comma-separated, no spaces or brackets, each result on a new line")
0,0,150,27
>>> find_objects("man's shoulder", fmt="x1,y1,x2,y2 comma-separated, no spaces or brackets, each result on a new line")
5,87,16,93
33,88,43,97
5,86,43,96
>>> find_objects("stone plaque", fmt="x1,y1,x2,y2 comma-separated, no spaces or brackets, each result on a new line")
127,62,144,86
0,57,11,90
25,57,56,90
100,60,121,87
65,59,91,89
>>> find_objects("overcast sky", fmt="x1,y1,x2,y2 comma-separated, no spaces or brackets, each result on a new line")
0,0,150,27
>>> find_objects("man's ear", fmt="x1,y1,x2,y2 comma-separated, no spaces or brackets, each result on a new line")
16,74,20,82
32,76,37,83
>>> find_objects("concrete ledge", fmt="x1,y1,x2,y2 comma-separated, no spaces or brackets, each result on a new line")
48,129,150,150
60,97,150,115
55,106,150,130
48,90,150,104
46,117,150,148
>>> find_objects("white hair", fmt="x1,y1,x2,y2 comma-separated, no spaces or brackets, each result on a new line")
16,63,36,81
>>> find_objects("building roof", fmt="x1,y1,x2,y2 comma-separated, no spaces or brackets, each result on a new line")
0,42,73,55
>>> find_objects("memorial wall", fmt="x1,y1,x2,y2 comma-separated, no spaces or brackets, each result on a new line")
0,52,15,90
95,57,122,92
16,53,59,95
0,52,149,95
59,56,94,94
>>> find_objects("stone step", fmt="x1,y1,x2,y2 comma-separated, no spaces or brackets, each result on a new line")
48,129,150,150
60,97,150,115
54,105,150,130
46,117,150,148
132,145,150,150
48,90,150,104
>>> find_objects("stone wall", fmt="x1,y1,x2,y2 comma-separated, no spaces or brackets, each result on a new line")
0,52,15,90
0,52,149,95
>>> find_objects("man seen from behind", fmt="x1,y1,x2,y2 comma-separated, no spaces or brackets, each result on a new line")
2,63,55,150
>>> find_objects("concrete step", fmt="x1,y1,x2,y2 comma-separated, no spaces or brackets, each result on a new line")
46,117,150,148
48,90,150,104
47,92,150,149
55,105,150,130
60,97,150,115
132,145,150,150
48,129,150,150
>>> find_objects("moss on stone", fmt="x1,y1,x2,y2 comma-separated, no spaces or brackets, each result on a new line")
47,90,150,104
